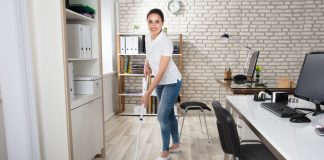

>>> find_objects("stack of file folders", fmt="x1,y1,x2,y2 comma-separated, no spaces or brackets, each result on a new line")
131,64,144,74
69,4,96,19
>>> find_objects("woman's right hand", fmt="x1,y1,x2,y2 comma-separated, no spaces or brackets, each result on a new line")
144,65,150,80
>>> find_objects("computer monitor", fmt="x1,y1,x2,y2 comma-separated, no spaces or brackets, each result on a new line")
233,51,259,82
294,52,324,116
244,51,259,78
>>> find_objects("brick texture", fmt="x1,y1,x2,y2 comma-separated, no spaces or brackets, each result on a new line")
117,0,324,107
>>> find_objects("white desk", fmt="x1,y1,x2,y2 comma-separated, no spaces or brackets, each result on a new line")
226,95,324,160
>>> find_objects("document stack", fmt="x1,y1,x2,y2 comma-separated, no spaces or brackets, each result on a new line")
67,24,92,59
131,64,144,74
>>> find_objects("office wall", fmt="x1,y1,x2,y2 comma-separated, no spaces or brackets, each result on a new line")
29,0,70,159
103,73,118,121
116,0,324,105
102,0,117,73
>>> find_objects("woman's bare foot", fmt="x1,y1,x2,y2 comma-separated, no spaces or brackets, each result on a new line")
169,143,180,153
160,151,170,158
170,143,180,149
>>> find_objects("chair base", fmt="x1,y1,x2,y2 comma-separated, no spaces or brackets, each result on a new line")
179,109,211,143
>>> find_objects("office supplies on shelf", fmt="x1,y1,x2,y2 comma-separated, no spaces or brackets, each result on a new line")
67,24,92,58
120,36,126,54
68,62,74,100
74,75,102,95
68,4,95,18
261,102,305,118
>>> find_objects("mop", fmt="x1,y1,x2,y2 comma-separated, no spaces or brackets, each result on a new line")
135,75,150,160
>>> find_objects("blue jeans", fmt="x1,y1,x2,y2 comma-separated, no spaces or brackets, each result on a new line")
156,79,182,151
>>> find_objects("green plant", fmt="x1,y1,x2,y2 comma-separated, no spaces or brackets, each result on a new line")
163,27,168,33
255,65,263,72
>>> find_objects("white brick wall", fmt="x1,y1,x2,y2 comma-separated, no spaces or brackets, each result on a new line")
116,0,324,106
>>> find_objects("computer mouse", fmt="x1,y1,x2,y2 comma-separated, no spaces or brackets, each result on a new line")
289,115,311,123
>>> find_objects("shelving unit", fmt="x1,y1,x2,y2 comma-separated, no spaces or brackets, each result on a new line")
116,33,183,115
63,0,104,159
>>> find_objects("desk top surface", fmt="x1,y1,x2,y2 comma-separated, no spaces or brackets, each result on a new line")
226,95,324,160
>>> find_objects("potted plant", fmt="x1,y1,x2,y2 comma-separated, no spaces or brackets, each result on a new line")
255,65,263,82
133,25,139,33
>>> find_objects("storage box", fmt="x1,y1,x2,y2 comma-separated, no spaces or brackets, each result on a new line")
74,75,102,95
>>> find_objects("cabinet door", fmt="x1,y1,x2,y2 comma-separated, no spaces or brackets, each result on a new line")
71,98,103,160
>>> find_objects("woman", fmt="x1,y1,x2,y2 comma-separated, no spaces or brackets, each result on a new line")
141,8,182,160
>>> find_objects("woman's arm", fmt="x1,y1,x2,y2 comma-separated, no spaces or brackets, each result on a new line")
144,59,150,80
141,56,170,106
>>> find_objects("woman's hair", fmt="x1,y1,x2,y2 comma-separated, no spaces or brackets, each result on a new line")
146,8,164,22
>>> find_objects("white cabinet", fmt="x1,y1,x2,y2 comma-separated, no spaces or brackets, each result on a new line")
64,0,104,159
71,98,103,160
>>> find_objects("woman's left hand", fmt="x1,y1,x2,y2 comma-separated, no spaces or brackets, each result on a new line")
141,92,149,108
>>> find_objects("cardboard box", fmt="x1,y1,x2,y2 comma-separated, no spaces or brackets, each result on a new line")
74,75,102,95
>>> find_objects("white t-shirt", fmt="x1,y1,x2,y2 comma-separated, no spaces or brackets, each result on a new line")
145,32,182,85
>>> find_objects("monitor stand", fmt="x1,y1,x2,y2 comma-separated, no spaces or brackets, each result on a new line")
295,104,324,116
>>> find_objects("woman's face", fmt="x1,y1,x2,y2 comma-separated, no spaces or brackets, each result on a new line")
147,13,163,38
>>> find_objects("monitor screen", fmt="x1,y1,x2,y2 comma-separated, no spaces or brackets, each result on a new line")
294,52,324,115
245,51,259,78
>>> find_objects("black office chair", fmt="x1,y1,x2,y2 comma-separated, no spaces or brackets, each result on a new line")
212,101,276,160
179,101,211,143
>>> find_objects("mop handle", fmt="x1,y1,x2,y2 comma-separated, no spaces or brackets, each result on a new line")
135,75,150,160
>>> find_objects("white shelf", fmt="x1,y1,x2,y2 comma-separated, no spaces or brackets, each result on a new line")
118,73,144,76
119,112,157,116
118,54,146,56
68,58,98,61
118,54,181,56
66,9,96,22
118,33,181,36
71,94,102,110
118,93,143,96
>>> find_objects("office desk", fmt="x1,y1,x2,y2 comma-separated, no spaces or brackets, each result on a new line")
218,80,295,94
226,95,324,160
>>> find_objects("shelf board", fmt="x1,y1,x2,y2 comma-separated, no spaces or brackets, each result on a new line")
118,54,181,56
118,93,143,96
118,112,157,116
118,53,146,56
118,73,144,76
66,9,96,22
68,58,98,61
118,33,182,36
71,94,102,110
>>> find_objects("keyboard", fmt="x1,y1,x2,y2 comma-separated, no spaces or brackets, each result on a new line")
261,103,306,118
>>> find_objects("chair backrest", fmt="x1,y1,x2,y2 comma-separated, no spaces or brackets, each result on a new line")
212,101,241,156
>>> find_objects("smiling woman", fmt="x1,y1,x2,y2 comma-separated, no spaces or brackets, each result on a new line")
143,8,182,160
